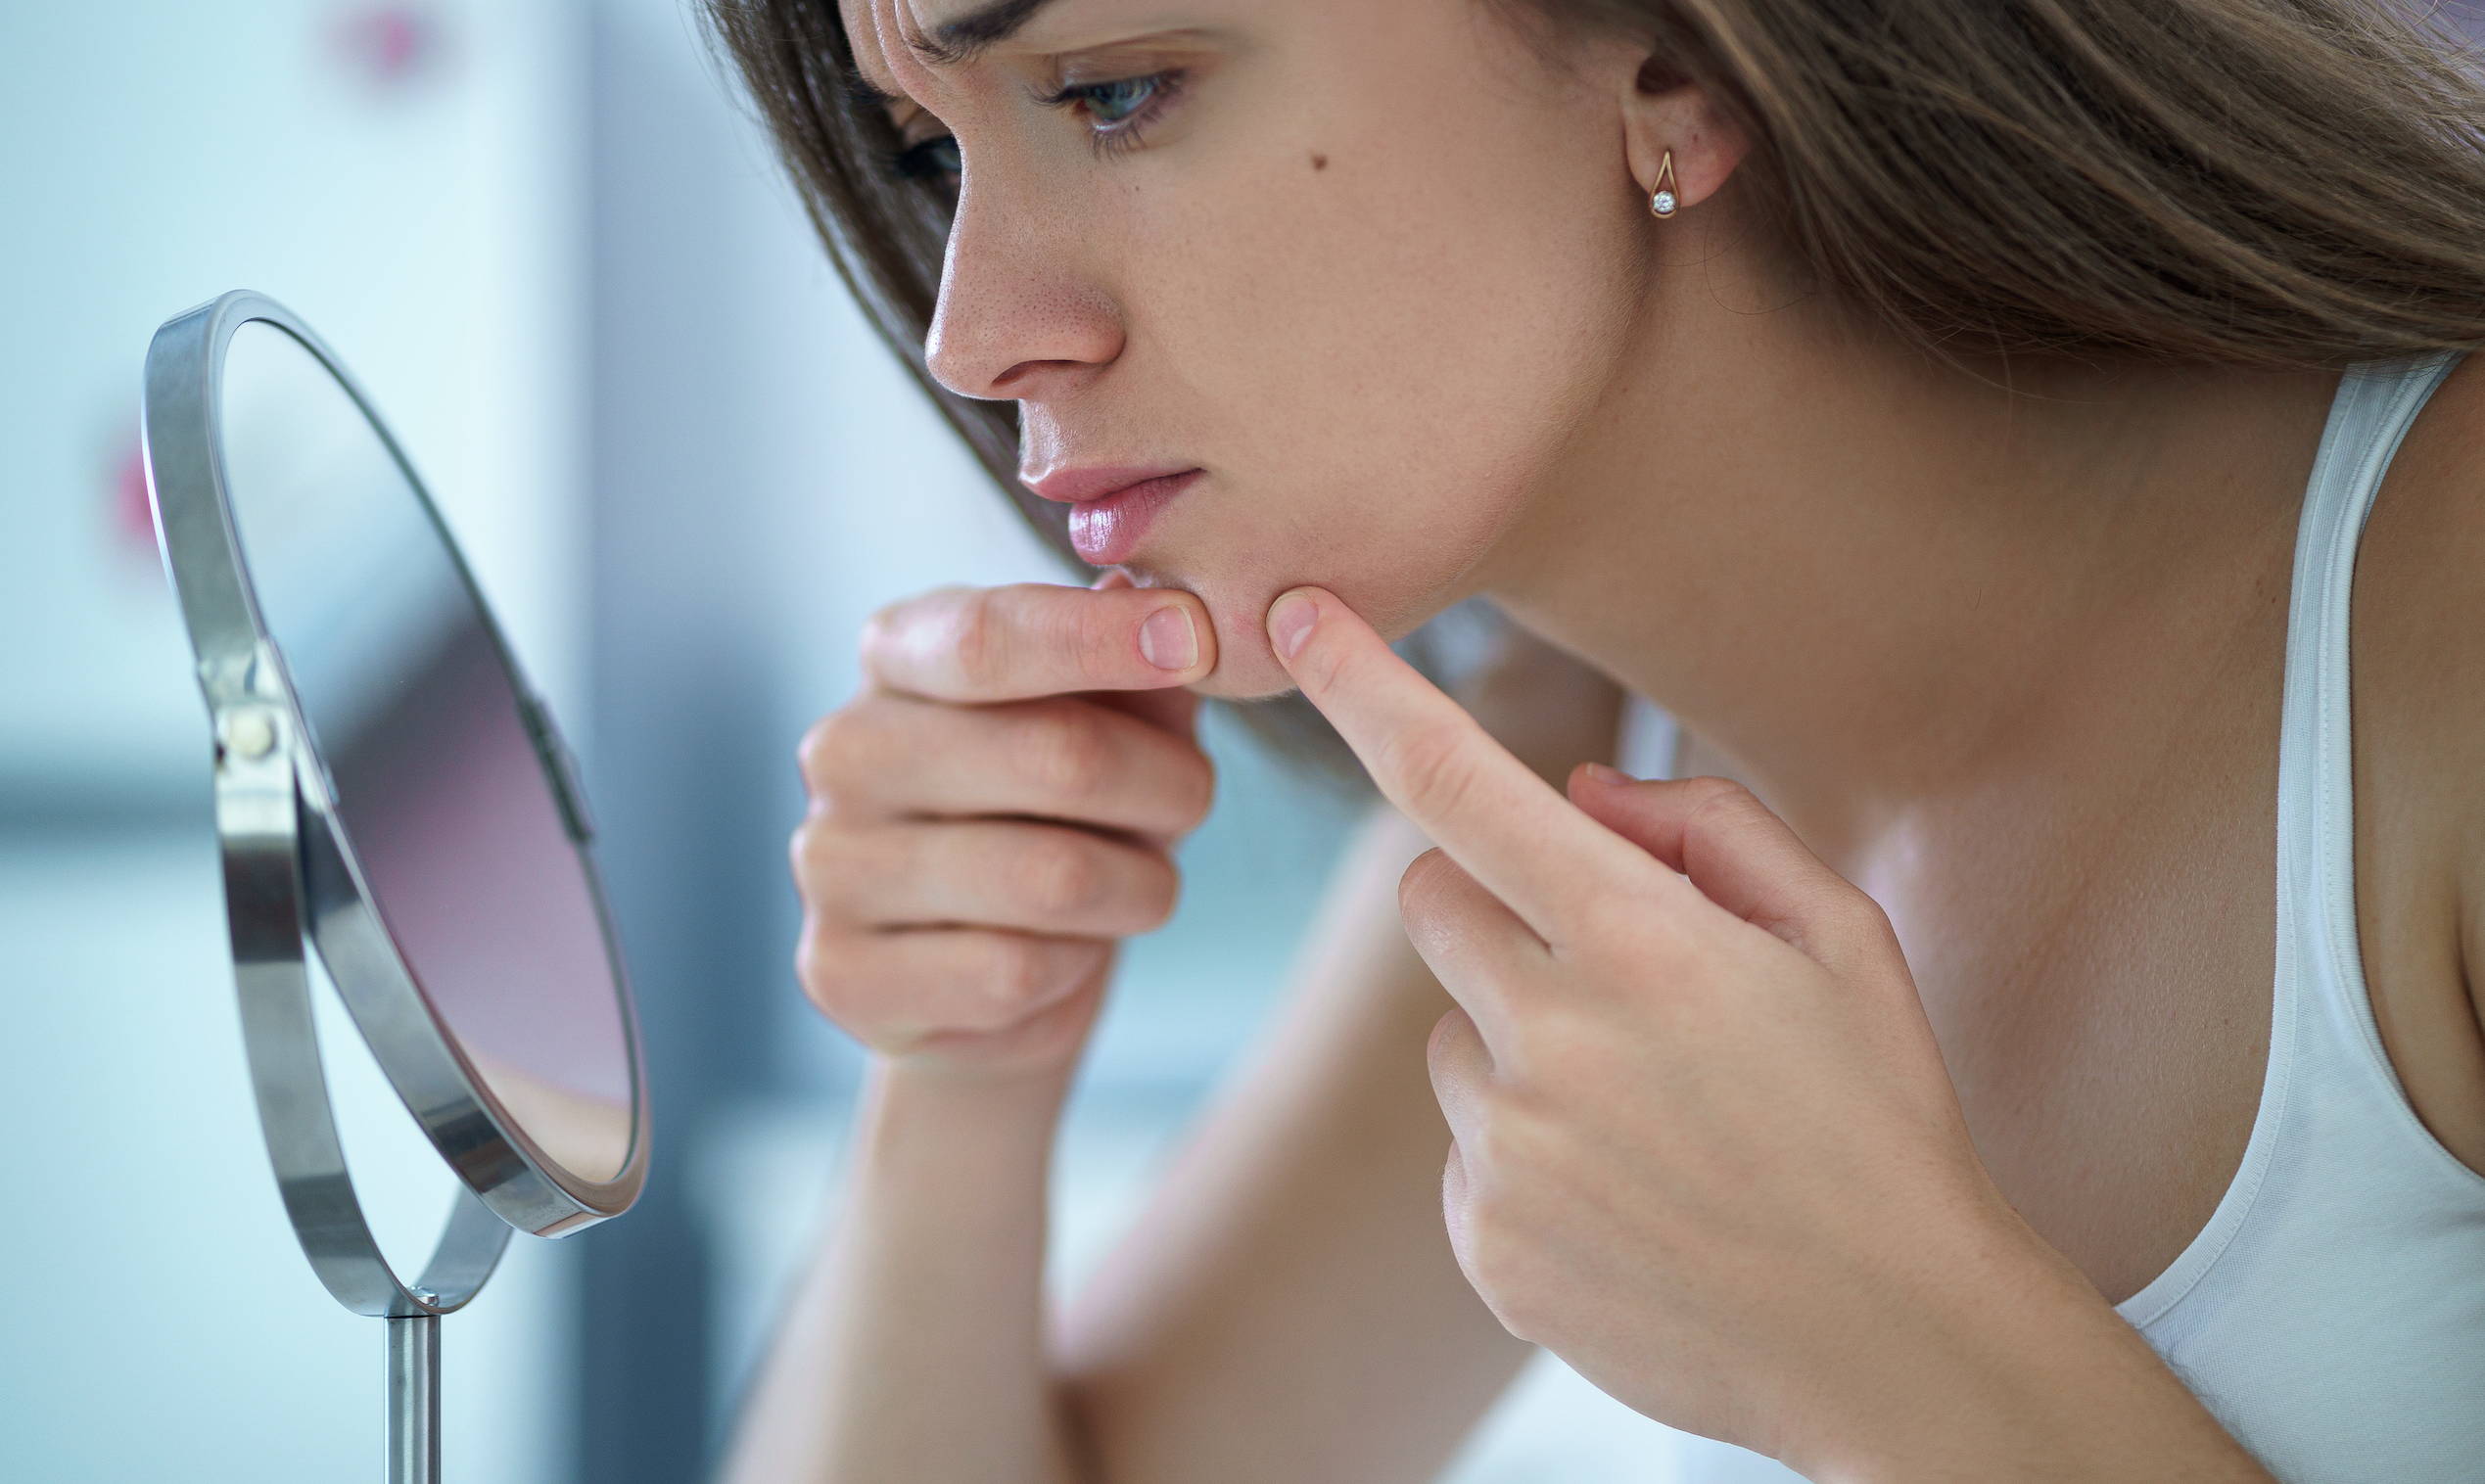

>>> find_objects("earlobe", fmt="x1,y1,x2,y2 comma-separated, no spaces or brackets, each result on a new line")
1618,70,1749,217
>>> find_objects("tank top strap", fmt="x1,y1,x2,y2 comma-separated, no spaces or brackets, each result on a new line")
2277,347,2464,1104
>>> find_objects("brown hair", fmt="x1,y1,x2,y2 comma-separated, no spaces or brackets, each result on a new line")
698,0,2485,779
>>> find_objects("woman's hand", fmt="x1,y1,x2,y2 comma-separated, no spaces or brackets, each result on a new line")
1261,585,2266,1480
789,574,1217,1080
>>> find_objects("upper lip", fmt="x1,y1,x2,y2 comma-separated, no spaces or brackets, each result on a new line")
1021,464,1198,503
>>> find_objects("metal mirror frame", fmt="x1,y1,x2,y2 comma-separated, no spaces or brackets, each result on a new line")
140,292,652,1324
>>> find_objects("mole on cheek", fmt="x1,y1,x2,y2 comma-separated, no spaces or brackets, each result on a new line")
1311,152,1329,170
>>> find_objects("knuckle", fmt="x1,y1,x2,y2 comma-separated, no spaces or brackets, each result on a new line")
1023,706,1115,802
947,588,1007,689
786,818,863,911
1681,773,1752,810
1572,878,1659,946
1815,891,1899,962
854,605,897,682
972,934,1065,1023
795,713,841,793
792,926,859,1021
1681,774,1761,831
1825,891,1893,942
796,706,875,800
1379,724,1480,820
1073,601,1137,687
786,818,814,888
1126,855,1182,932
1166,749,1217,835
1017,835,1104,918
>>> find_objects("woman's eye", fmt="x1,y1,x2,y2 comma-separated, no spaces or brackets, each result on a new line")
1039,70,1186,155
881,69,1187,183
1077,75,1158,124
893,134,961,181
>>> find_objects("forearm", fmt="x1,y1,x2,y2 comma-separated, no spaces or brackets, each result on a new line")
719,1056,1087,1484
1054,802,1534,1482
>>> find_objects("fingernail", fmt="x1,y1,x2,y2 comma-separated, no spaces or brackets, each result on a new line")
1140,605,1197,671
1268,590,1317,660
1580,762,1634,785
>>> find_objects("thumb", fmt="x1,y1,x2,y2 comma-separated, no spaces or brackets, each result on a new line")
1088,568,1202,739
1566,765,1891,971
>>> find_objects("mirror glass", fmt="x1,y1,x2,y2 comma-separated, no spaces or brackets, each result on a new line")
215,319,635,1183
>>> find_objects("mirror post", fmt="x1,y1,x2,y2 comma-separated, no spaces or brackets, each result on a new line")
386,1314,441,1484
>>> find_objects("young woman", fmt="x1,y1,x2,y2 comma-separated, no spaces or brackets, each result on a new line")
704,1,2485,1478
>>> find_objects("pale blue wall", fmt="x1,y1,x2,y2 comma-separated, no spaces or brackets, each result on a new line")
0,4,583,1481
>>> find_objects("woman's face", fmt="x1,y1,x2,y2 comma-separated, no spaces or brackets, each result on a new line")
844,0,1664,699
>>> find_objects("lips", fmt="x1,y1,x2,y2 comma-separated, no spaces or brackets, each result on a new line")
1022,465,1201,565
1024,464,1195,504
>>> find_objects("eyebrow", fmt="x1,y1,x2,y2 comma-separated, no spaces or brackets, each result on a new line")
840,0,1068,115
907,0,1061,68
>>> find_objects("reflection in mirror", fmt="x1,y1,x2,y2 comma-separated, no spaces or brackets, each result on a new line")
217,320,634,1183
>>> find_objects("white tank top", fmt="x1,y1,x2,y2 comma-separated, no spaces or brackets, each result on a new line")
1641,347,2485,1483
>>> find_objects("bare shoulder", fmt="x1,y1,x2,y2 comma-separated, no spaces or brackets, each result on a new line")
2350,346,2485,1176
2360,350,2485,835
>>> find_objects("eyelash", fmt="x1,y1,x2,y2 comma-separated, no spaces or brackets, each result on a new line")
885,69,1187,180
1038,69,1186,159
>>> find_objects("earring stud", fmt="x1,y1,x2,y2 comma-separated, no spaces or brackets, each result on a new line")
1649,148,1679,218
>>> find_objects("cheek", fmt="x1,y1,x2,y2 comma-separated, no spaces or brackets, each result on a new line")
1118,61,1640,696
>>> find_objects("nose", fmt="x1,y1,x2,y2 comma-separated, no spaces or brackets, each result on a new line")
923,173,1125,402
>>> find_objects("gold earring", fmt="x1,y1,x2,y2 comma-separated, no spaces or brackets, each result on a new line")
1649,148,1679,218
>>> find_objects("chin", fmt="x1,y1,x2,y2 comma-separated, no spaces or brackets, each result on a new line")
1158,568,1454,704
1191,642,1299,702
1123,580,1295,700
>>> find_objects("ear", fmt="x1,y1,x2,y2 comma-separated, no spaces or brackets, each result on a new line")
1618,58,1751,213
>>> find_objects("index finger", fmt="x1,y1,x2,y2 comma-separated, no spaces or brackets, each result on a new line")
862,581,1217,702
1264,586,1671,941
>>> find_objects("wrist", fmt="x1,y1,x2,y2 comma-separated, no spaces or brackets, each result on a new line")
1791,1211,2266,1484
861,1050,1077,1163
870,1045,1077,1109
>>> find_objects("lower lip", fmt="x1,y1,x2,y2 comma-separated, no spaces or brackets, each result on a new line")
1067,469,1200,565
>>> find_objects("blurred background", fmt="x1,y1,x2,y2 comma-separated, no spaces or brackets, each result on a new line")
0,2,1692,1480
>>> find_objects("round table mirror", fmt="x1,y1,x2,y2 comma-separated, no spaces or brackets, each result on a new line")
140,291,651,1483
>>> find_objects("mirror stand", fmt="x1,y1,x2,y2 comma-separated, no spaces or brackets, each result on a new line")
144,290,650,1482
388,1313,441,1484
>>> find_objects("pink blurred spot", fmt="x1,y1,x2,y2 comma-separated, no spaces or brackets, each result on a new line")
114,434,160,558
332,5,443,91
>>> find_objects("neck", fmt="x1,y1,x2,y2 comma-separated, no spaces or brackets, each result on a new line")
1476,277,2341,864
